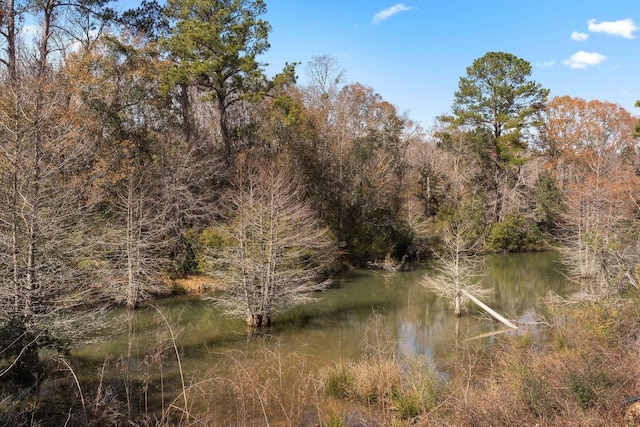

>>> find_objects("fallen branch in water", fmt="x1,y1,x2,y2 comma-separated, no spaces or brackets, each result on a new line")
465,328,515,342
461,289,518,329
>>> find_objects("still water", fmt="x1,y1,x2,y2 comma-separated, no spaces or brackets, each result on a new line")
74,252,573,378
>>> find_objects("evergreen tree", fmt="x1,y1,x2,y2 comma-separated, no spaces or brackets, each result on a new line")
440,52,549,223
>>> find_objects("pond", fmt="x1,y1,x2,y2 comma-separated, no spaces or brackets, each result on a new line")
72,251,574,420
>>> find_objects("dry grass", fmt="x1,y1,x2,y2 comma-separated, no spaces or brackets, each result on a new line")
318,297,640,427
320,312,443,425
436,297,640,427
164,275,226,294
198,341,323,426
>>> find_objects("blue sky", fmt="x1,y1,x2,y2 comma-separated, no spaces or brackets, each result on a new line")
261,1,640,128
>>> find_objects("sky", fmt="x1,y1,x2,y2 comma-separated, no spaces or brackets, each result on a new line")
259,0,640,128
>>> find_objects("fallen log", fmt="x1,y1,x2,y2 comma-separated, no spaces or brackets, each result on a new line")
465,328,515,342
461,289,518,329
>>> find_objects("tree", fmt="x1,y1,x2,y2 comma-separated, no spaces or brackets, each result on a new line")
67,31,200,308
304,54,345,98
0,0,117,385
441,51,549,222
421,218,488,317
433,125,492,242
104,173,172,309
119,0,169,41
162,0,295,168
204,163,336,327
0,0,21,81
542,96,639,293
303,54,345,126
0,62,107,386
296,81,412,264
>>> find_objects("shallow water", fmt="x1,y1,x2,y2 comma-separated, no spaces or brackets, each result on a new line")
74,251,573,379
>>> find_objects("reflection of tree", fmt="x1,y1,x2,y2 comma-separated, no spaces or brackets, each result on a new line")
484,252,570,319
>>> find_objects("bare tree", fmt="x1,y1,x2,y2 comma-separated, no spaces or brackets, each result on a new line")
205,163,336,327
303,54,345,121
543,97,639,294
99,172,171,309
67,33,209,306
421,219,488,317
0,64,106,386
304,54,345,98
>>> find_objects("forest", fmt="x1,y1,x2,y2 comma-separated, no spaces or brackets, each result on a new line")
1,0,640,425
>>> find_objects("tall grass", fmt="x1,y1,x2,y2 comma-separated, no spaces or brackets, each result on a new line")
321,312,443,424
440,297,640,426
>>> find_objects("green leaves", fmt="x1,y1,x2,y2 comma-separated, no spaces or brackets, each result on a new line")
438,52,550,225
445,52,549,170
163,0,270,96
161,0,283,166
452,51,549,143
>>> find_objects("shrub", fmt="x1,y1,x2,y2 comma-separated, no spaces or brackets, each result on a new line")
322,354,441,421
487,213,543,252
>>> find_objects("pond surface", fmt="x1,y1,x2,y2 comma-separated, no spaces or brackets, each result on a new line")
74,251,573,380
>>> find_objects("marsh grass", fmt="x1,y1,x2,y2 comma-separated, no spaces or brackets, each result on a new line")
202,340,323,426
320,312,443,424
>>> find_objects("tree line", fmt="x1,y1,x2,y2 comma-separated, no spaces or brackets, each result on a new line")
0,0,639,385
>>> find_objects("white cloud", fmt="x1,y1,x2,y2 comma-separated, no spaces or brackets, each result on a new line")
372,3,414,24
536,60,556,67
562,51,606,69
587,18,638,39
571,31,589,41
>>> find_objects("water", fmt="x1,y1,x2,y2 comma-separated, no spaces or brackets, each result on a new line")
72,251,573,407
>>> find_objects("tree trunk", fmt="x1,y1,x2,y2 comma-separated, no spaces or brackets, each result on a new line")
216,95,233,169
461,289,518,329
39,0,53,75
179,83,193,143
454,293,462,317
11,131,19,312
4,0,17,82
246,312,271,327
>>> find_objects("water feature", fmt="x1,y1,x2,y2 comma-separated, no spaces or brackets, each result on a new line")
71,251,574,421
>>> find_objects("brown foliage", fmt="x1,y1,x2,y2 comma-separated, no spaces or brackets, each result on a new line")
204,162,336,326
542,96,640,293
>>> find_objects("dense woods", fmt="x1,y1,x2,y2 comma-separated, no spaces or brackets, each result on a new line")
0,0,639,424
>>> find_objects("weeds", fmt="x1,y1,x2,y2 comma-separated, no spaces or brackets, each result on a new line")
323,361,352,399
441,296,640,426
320,312,443,424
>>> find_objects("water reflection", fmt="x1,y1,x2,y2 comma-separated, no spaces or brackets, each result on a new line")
74,252,574,378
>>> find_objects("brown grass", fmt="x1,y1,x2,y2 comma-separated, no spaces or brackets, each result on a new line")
436,297,640,427
164,275,226,294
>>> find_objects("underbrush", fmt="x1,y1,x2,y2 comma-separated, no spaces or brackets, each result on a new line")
438,296,640,426
319,296,640,426
320,313,442,424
